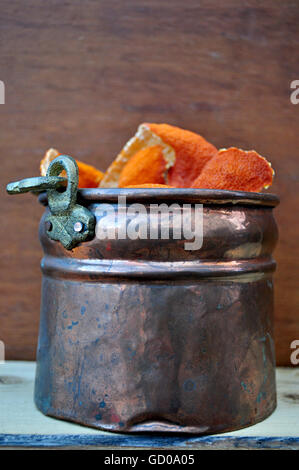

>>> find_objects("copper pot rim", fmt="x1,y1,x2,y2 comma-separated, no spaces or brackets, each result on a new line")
39,188,279,207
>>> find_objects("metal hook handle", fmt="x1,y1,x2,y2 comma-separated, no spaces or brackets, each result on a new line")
47,155,78,213
6,176,67,195
6,155,95,250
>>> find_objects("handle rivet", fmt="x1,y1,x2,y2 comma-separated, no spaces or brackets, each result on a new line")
45,221,53,232
74,221,84,233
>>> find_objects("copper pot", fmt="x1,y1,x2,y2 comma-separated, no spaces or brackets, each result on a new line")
7,156,279,434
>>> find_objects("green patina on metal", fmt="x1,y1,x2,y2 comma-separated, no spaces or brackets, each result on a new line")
6,176,67,195
6,155,95,250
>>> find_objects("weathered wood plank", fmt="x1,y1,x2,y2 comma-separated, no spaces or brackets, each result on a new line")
0,362,298,449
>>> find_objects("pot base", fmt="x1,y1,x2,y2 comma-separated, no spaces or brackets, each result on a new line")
34,399,276,434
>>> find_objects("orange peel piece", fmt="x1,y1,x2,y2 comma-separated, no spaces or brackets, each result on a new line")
118,146,167,187
100,123,217,188
40,148,104,188
100,124,176,188
125,184,174,188
191,147,274,192
146,123,218,188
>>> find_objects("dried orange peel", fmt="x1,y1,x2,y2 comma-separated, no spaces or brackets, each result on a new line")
100,124,175,188
100,123,217,188
40,148,104,188
40,126,274,193
118,146,168,187
125,184,175,188
146,123,217,188
191,147,274,192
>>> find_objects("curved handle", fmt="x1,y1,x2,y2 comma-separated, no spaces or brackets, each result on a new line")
6,155,95,250
47,155,78,213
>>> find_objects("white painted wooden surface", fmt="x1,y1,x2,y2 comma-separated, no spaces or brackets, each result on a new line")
0,362,298,449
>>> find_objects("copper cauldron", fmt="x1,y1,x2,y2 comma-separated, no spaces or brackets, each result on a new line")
7,155,279,434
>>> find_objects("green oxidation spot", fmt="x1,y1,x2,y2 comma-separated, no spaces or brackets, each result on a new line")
45,204,95,250
6,176,67,194
127,346,136,358
67,320,79,330
95,413,102,421
241,381,247,391
257,391,266,403
241,381,253,394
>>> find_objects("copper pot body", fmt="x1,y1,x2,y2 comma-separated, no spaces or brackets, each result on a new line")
34,189,279,434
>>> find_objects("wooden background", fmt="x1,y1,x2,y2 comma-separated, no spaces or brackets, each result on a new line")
0,0,298,365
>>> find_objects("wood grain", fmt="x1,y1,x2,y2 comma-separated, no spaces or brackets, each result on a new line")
0,0,298,364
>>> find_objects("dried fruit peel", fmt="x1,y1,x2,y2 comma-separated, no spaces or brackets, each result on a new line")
191,147,274,192
146,123,218,188
75,161,104,188
100,124,176,188
125,184,174,188
40,148,104,188
40,148,60,175
118,146,167,187
40,127,274,194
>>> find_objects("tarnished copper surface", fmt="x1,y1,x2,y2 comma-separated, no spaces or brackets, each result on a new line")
35,189,279,434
